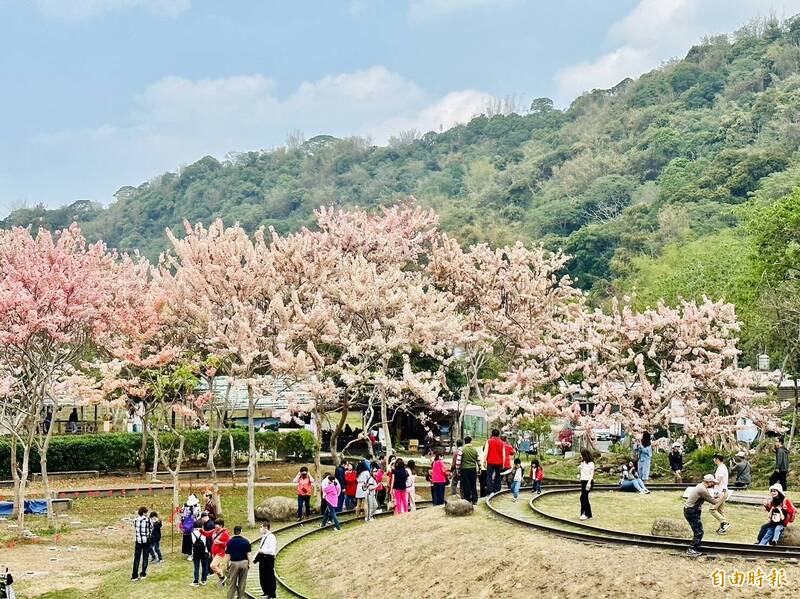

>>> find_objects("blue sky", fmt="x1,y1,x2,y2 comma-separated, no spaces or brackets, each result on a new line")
2,0,799,216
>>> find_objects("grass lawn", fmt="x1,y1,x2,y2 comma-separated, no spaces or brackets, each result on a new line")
535,489,768,544
2,483,297,597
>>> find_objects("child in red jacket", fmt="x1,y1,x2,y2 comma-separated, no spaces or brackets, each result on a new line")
530,460,544,494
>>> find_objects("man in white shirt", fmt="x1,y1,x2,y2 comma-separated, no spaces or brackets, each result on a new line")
255,522,277,599
711,454,731,534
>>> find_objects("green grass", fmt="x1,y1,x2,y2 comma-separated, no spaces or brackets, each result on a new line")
535,489,767,544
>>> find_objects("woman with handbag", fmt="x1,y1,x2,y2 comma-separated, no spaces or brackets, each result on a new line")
254,522,277,599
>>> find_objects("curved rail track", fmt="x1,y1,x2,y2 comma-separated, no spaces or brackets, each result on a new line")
486,485,800,562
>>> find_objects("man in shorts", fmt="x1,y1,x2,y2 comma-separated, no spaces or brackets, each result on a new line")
202,518,230,586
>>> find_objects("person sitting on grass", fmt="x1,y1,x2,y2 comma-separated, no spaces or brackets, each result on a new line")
502,458,525,501
618,461,650,494
757,483,796,546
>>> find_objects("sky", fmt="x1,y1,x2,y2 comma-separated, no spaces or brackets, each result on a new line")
2,0,800,216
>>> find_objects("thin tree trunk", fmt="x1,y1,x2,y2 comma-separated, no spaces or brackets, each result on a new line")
16,440,32,533
139,424,149,477
159,434,185,516
329,400,349,466
246,384,256,527
313,409,323,512
788,378,799,451
38,416,57,529
151,430,160,482
380,389,392,457
10,435,19,518
229,432,236,487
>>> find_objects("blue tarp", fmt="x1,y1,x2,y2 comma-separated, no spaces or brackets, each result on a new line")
0,499,49,516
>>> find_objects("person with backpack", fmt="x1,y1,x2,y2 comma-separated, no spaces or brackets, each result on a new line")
190,521,209,586
293,466,315,520
148,511,163,563
180,503,196,561
201,518,231,586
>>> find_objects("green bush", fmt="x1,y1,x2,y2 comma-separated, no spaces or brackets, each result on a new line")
0,428,316,478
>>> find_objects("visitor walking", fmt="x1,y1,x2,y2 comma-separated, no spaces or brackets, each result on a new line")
180,500,198,560
364,463,379,521
450,439,463,496
406,460,417,511
669,443,683,484
579,449,594,520
344,462,358,510
711,454,731,534
202,518,230,586
148,511,162,563
770,436,790,491
355,462,369,518
374,463,387,511
392,458,410,514
683,474,725,557
459,436,479,505
225,526,250,599
430,452,449,505
731,451,752,488
200,511,215,576
757,483,796,546
203,491,218,520
484,429,506,494
255,522,277,599
320,473,342,530
131,506,152,581
618,461,649,494
68,408,79,433
502,458,524,501
190,521,209,586
334,460,347,513
530,460,544,494
293,466,315,520
634,432,652,481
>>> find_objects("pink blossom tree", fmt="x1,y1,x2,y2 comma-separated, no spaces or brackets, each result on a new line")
0,225,150,529
584,297,779,447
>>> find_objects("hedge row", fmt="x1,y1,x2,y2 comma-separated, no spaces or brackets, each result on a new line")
0,429,315,478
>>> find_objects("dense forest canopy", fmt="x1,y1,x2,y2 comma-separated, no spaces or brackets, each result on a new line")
6,16,800,367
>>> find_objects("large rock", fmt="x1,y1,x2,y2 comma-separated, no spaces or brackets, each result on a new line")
255,496,296,522
444,496,474,517
651,517,691,539
779,525,800,546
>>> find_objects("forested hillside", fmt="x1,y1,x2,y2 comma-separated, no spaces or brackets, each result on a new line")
6,17,800,365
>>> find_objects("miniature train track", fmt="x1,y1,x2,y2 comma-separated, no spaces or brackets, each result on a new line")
246,501,433,599
486,486,800,562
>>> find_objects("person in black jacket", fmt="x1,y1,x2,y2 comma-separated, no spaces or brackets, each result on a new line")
770,436,790,491
669,443,683,483
148,511,162,563
0,567,15,599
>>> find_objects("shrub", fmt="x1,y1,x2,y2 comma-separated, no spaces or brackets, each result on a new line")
0,428,316,478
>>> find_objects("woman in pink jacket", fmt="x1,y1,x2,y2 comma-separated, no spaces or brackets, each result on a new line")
430,452,449,505
320,473,342,531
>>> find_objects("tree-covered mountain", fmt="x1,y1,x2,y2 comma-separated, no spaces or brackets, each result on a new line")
6,17,800,364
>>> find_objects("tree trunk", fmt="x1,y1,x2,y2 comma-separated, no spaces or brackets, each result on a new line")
457,384,471,442
229,432,236,487
380,389,393,457
788,378,799,451
150,431,160,482
139,424,148,477
246,384,257,528
16,441,32,533
38,418,57,529
313,409,323,512
329,401,349,467
10,436,19,518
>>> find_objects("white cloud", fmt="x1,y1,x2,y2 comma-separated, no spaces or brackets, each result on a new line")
36,66,495,199
554,0,800,104
408,0,513,20
35,0,190,20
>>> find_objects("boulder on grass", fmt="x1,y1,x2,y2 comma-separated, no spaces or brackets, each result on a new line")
444,496,474,517
255,496,296,522
779,525,800,546
651,518,691,539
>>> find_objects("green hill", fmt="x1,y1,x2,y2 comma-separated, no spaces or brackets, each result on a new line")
6,17,800,365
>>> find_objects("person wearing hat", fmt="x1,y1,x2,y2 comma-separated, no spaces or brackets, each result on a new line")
731,451,752,488
756,483,796,545
683,474,725,557
669,443,683,484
